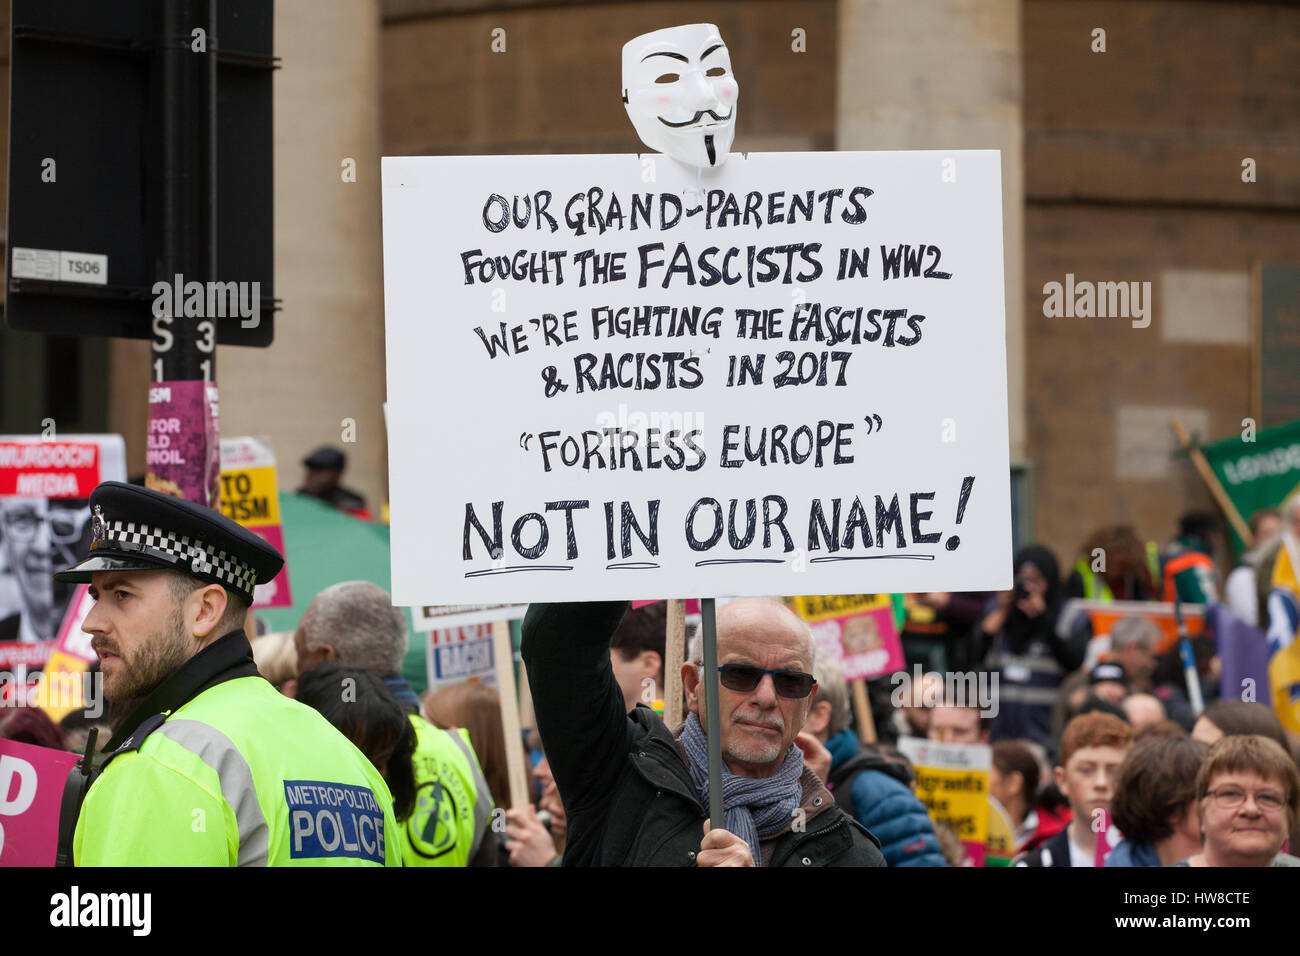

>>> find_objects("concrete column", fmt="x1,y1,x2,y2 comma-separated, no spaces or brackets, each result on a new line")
836,0,1026,464
218,0,387,510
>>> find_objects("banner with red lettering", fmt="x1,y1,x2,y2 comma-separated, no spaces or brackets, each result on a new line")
0,435,125,684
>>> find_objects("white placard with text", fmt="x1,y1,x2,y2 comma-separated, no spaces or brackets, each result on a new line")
383,151,1012,603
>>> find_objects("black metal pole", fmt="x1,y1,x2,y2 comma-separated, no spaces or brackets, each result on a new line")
701,596,724,829
152,0,219,504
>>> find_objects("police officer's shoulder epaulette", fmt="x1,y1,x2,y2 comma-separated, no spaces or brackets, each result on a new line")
128,712,169,749
112,712,170,758
120,717,169,754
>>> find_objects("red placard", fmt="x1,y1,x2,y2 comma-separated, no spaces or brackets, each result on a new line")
0,442,100,497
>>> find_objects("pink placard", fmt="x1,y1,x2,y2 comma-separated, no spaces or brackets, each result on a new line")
962,840,987,867
631,599,701,613
249,524,293,609
146,380,220,505
55,583,96,662
0,738,80,866
809,606,905,682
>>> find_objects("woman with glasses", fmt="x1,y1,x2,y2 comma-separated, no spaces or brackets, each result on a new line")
1178,734,1300,867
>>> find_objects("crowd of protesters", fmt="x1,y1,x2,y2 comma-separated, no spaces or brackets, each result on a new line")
872,497,1300,867
5,491,1299,868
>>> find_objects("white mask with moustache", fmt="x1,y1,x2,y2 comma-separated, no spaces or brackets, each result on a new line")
622,23,739,169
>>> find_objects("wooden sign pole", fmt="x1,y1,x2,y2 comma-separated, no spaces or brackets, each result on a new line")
1170,418,1254,548
492,619,530,810
665,599,686,728
850,678,878,743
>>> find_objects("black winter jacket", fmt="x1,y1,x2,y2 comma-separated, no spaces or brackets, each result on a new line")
1015,826,1073,868
521,600,886,866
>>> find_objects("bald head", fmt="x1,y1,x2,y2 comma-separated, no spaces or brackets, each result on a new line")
715,598,815,671
1123,693,1165,730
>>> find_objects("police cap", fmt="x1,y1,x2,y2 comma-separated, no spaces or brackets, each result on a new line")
53,481,284,605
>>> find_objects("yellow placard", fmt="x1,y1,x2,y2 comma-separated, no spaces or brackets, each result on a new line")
912,765,989,847
789,593,891,624
218,465,280,526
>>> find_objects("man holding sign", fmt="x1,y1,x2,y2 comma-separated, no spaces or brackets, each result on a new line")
522,598,883,866
384,22,1012,866
381,27,1013,608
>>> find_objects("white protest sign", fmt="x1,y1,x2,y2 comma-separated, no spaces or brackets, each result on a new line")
383,151,1012,604
424,623,498,691
412,603,528,632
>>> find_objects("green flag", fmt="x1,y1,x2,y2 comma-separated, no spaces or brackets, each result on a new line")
254,492,427,695
1200,419,1300,557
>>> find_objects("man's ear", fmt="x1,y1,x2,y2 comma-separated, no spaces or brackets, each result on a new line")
191,583,229,639
641,650,663,683
1053,765,1066,794
682,661,700,715
804,699,831,736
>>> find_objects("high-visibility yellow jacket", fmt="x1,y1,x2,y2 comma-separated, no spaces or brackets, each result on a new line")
399,714,494,867
74,635,401,867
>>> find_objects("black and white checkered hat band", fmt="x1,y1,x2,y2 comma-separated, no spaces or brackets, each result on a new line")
96,519,258,598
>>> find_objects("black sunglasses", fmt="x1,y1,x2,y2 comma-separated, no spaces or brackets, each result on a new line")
717,663,816,699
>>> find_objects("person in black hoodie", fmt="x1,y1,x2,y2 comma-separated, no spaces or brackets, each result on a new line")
979,545,1087,747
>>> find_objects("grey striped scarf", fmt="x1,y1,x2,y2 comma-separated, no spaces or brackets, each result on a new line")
680,712,803,865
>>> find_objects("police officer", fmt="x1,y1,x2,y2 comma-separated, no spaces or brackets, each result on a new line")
55,482,402,866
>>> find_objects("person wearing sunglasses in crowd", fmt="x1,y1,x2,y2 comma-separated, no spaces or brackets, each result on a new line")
521,598,885,866
1177,734,1300,867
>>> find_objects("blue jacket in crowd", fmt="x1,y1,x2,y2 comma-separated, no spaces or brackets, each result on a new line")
825,729,948,867
1104,838,1162,867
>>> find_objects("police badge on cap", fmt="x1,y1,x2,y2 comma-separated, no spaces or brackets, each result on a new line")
55,482,284,605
